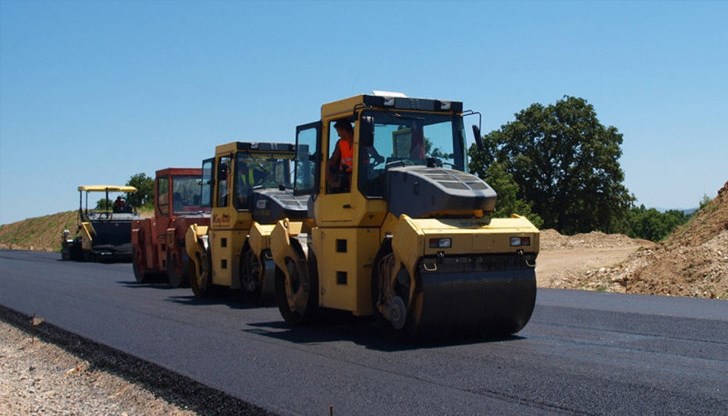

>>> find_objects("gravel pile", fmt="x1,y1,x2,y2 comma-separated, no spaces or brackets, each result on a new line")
540,229,645,250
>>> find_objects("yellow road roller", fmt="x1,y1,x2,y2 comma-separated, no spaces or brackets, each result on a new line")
270,93,540,338
185,142,309,300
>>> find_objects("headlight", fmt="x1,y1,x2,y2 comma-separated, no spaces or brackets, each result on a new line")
510,236,531,247
429,238,452,249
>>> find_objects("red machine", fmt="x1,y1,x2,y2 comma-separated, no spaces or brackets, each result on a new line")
131,167,211,287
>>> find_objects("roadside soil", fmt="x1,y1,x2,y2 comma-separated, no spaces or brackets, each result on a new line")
0,319,196,416
0,306,271,416
538,247,646,292
538,180,728,299
536,229,656,293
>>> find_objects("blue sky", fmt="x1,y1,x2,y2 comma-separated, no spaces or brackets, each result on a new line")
1,0,726,225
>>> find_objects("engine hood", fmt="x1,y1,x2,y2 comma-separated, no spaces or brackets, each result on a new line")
250,188,309,224
387,166,497,218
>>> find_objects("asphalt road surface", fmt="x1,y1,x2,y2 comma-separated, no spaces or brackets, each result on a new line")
1,249,727,415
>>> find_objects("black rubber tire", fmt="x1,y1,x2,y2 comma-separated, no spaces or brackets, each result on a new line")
167,251,189,288
189,245,212,298
371,239,420,341
132,248,149,283
240,249,263,301
61,244,71,261
82,249,95,263
274,241,317,325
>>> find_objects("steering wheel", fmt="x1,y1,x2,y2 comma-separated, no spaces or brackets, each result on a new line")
384,158,417,170
368,154,385,168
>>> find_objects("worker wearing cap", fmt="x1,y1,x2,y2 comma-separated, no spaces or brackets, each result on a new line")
327,119,386,193
327,120,355,193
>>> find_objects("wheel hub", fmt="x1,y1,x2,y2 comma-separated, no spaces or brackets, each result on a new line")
386,295,407,330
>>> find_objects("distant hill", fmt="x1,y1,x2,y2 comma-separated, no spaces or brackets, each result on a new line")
0,208,154,253
652,207,698,215
0,211,78,252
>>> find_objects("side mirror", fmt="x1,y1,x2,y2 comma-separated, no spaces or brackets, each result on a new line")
472,125,484,151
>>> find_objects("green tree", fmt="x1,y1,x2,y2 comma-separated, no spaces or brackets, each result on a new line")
480,161,543,228
470,96,634,234
699,194,713,210
625,205,691,241
95,198,113,211
126,173,154,208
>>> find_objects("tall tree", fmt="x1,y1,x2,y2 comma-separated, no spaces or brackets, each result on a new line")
479,161,543,228
126,173,154,208
470,96,633,234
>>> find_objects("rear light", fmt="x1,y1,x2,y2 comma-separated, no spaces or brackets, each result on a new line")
429,238,452,249
510,236,531,247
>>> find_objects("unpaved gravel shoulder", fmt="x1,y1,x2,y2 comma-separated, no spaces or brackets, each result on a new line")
0,306,274,416
0,319,195,416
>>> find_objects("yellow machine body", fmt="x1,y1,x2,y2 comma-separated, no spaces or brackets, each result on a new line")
271,93,540,338
185,142,309,299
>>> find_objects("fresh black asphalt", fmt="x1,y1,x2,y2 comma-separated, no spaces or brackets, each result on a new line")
1,249,727,415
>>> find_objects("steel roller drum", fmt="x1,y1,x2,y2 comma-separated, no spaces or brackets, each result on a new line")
412,254,537,336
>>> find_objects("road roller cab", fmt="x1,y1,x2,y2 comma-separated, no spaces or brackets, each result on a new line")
184,142,310,300
270,92,540,339
131,168,211,287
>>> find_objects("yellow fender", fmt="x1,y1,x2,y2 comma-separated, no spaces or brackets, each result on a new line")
249,222,275,258
391,214,424,279
244,222,278,296
270,219,304,276
389,215,425,318
270,219,315,319
185,224,209,271
79,222,95,251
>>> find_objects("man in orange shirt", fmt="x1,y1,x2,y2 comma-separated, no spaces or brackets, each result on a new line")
327,120,355,192
328,120,385,193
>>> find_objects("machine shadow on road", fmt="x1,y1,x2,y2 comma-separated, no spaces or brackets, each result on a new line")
164,293,268,310
244,315,525,352
117,278,175,288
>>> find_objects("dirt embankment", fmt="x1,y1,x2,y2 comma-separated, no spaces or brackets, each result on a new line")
0,211,78,252
538,181,728,300
622,181,728,299
0,208,155,252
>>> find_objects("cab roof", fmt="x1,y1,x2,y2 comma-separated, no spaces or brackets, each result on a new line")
77,185,137,193
214,141,296,156
321,94,463,119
